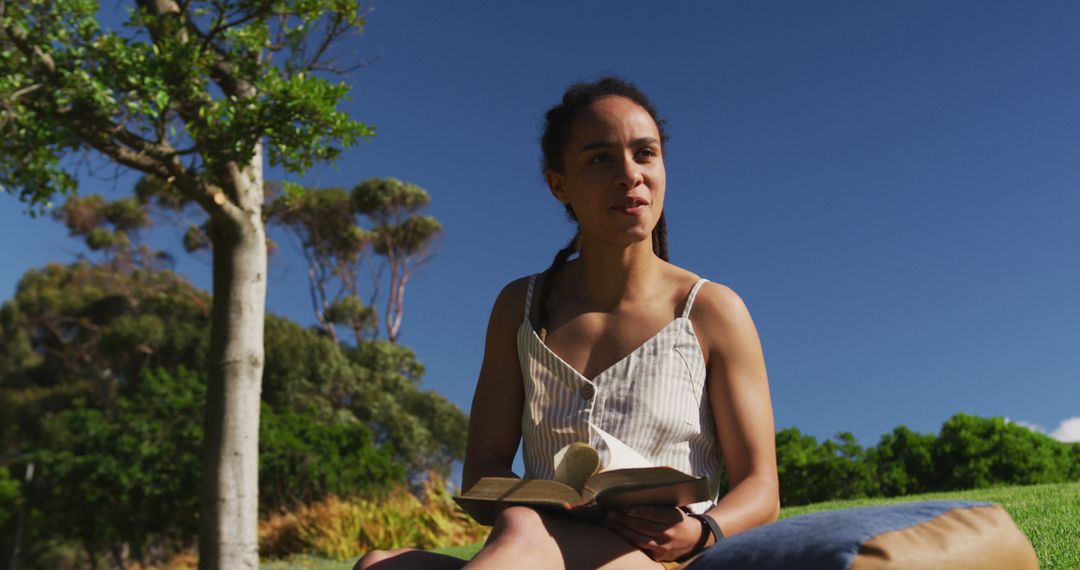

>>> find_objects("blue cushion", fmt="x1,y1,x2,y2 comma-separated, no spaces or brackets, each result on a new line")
686,501,995,570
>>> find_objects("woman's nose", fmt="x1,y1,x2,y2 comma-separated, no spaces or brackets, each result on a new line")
615,155,643,188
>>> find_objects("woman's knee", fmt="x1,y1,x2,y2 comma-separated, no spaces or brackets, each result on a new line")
489,506,552,547
353,547,414,569
354,548,468,570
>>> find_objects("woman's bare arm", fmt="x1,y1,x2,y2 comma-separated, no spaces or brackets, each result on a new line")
461,278,530,491
694,282,781,538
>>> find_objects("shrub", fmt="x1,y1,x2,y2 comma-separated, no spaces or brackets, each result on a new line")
776,429,875,506
259,475,487,560
933,414,1074,490
260,405,404,512
869,426,936,496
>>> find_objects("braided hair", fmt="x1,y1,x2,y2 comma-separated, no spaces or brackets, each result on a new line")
536,77,670,337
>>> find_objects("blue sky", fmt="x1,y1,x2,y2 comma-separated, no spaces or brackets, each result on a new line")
3,1,1079,452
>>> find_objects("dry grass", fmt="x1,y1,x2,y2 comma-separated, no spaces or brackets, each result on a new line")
259,476,488,561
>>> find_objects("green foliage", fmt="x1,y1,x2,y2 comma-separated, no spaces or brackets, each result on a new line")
351,178,432,215
0,466,23,533
352,178,443,255
775,415,1079,507
260,406,404,511
267,181,442,343
15,365,405,565
267,186,373,261
52,193,164,270
932,413,1074,490
348,341,468,480
869,425,936,496
0,261,467,563
0,262,211,453
27,367,204,560
1071,444,1080,480
2,2,383,566
0,0,373,210
776,428,875,506
0,261,467,481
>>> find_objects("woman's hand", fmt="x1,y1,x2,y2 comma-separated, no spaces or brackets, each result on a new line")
603,506,705,562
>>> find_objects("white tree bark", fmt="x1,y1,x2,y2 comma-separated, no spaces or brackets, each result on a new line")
199,145,266,570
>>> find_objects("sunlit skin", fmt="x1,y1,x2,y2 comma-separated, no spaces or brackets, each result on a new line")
546,95,666,251
357,95,779,570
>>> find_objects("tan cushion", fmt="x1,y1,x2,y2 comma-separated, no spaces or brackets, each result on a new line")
850,504,1039,570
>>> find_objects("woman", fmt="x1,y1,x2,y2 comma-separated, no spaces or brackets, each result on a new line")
358,77,779,570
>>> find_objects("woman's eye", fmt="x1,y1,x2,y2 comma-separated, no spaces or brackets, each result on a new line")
636,147,658,160
589,153,612,164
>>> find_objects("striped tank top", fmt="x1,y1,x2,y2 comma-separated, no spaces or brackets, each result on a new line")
516,275,724,512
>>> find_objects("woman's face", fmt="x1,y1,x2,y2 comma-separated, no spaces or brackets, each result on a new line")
547,95,666,248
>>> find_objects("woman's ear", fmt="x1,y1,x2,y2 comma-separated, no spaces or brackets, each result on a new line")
546,170,569,204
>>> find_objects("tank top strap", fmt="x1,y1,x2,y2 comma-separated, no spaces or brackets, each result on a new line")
681,278,710,319
524,274,538,321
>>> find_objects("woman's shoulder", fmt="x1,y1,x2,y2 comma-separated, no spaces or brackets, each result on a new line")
486,274,537,330
663,265,746,316
672,269,754,341
694,281,747,316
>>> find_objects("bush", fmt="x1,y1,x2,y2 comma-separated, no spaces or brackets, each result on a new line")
260,406,404,511
776,429,874,506
27,367,203,565
933,414,1074,490
869,426,936,496
259,475,487,561
20,367,404,567
0,466,24,562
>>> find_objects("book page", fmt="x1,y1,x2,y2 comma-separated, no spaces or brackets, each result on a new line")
589,422,654,471
553,442,600,493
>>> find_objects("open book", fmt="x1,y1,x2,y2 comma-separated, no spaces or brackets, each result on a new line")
454,424,711,525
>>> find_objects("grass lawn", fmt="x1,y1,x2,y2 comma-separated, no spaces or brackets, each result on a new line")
265,481,1079,569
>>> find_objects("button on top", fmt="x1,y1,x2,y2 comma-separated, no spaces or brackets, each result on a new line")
580,383,596,399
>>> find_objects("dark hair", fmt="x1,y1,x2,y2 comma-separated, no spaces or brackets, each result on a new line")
536,76,670,336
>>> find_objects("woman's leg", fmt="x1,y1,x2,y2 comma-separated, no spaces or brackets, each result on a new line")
356,507,664,570
354,548,467,570
466,507,664,570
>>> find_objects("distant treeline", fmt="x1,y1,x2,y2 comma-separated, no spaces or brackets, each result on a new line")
769,414,1080,506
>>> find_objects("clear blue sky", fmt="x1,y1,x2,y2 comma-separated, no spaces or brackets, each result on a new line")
3,1,1079,449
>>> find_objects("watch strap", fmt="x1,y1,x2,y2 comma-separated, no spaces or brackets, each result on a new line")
689,513,724,544
676,512,724,563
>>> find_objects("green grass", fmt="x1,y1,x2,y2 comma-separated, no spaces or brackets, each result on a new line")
263,554,358,570
267,481,1079,569
779,482,1080,570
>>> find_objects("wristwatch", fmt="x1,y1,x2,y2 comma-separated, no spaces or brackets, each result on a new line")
688,513,724,547
677,513,724,562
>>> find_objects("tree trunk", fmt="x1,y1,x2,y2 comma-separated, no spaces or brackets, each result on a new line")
199,147,267,570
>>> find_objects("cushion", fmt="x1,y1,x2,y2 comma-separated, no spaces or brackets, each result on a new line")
683,500,1038,570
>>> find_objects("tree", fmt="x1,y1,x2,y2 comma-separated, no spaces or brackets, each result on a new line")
775,428,876,505
352,177,442,342
53,193,170,269
266,185,375,343
0,260,467,482
0,2,371,565
347,340,468,481
932,414,1073,490
267,179,442,344
29,368,205,567
19,366,403,568
0,260,462,565
869,425,936,496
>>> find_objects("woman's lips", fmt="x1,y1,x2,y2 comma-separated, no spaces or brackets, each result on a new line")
611,204,647,216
